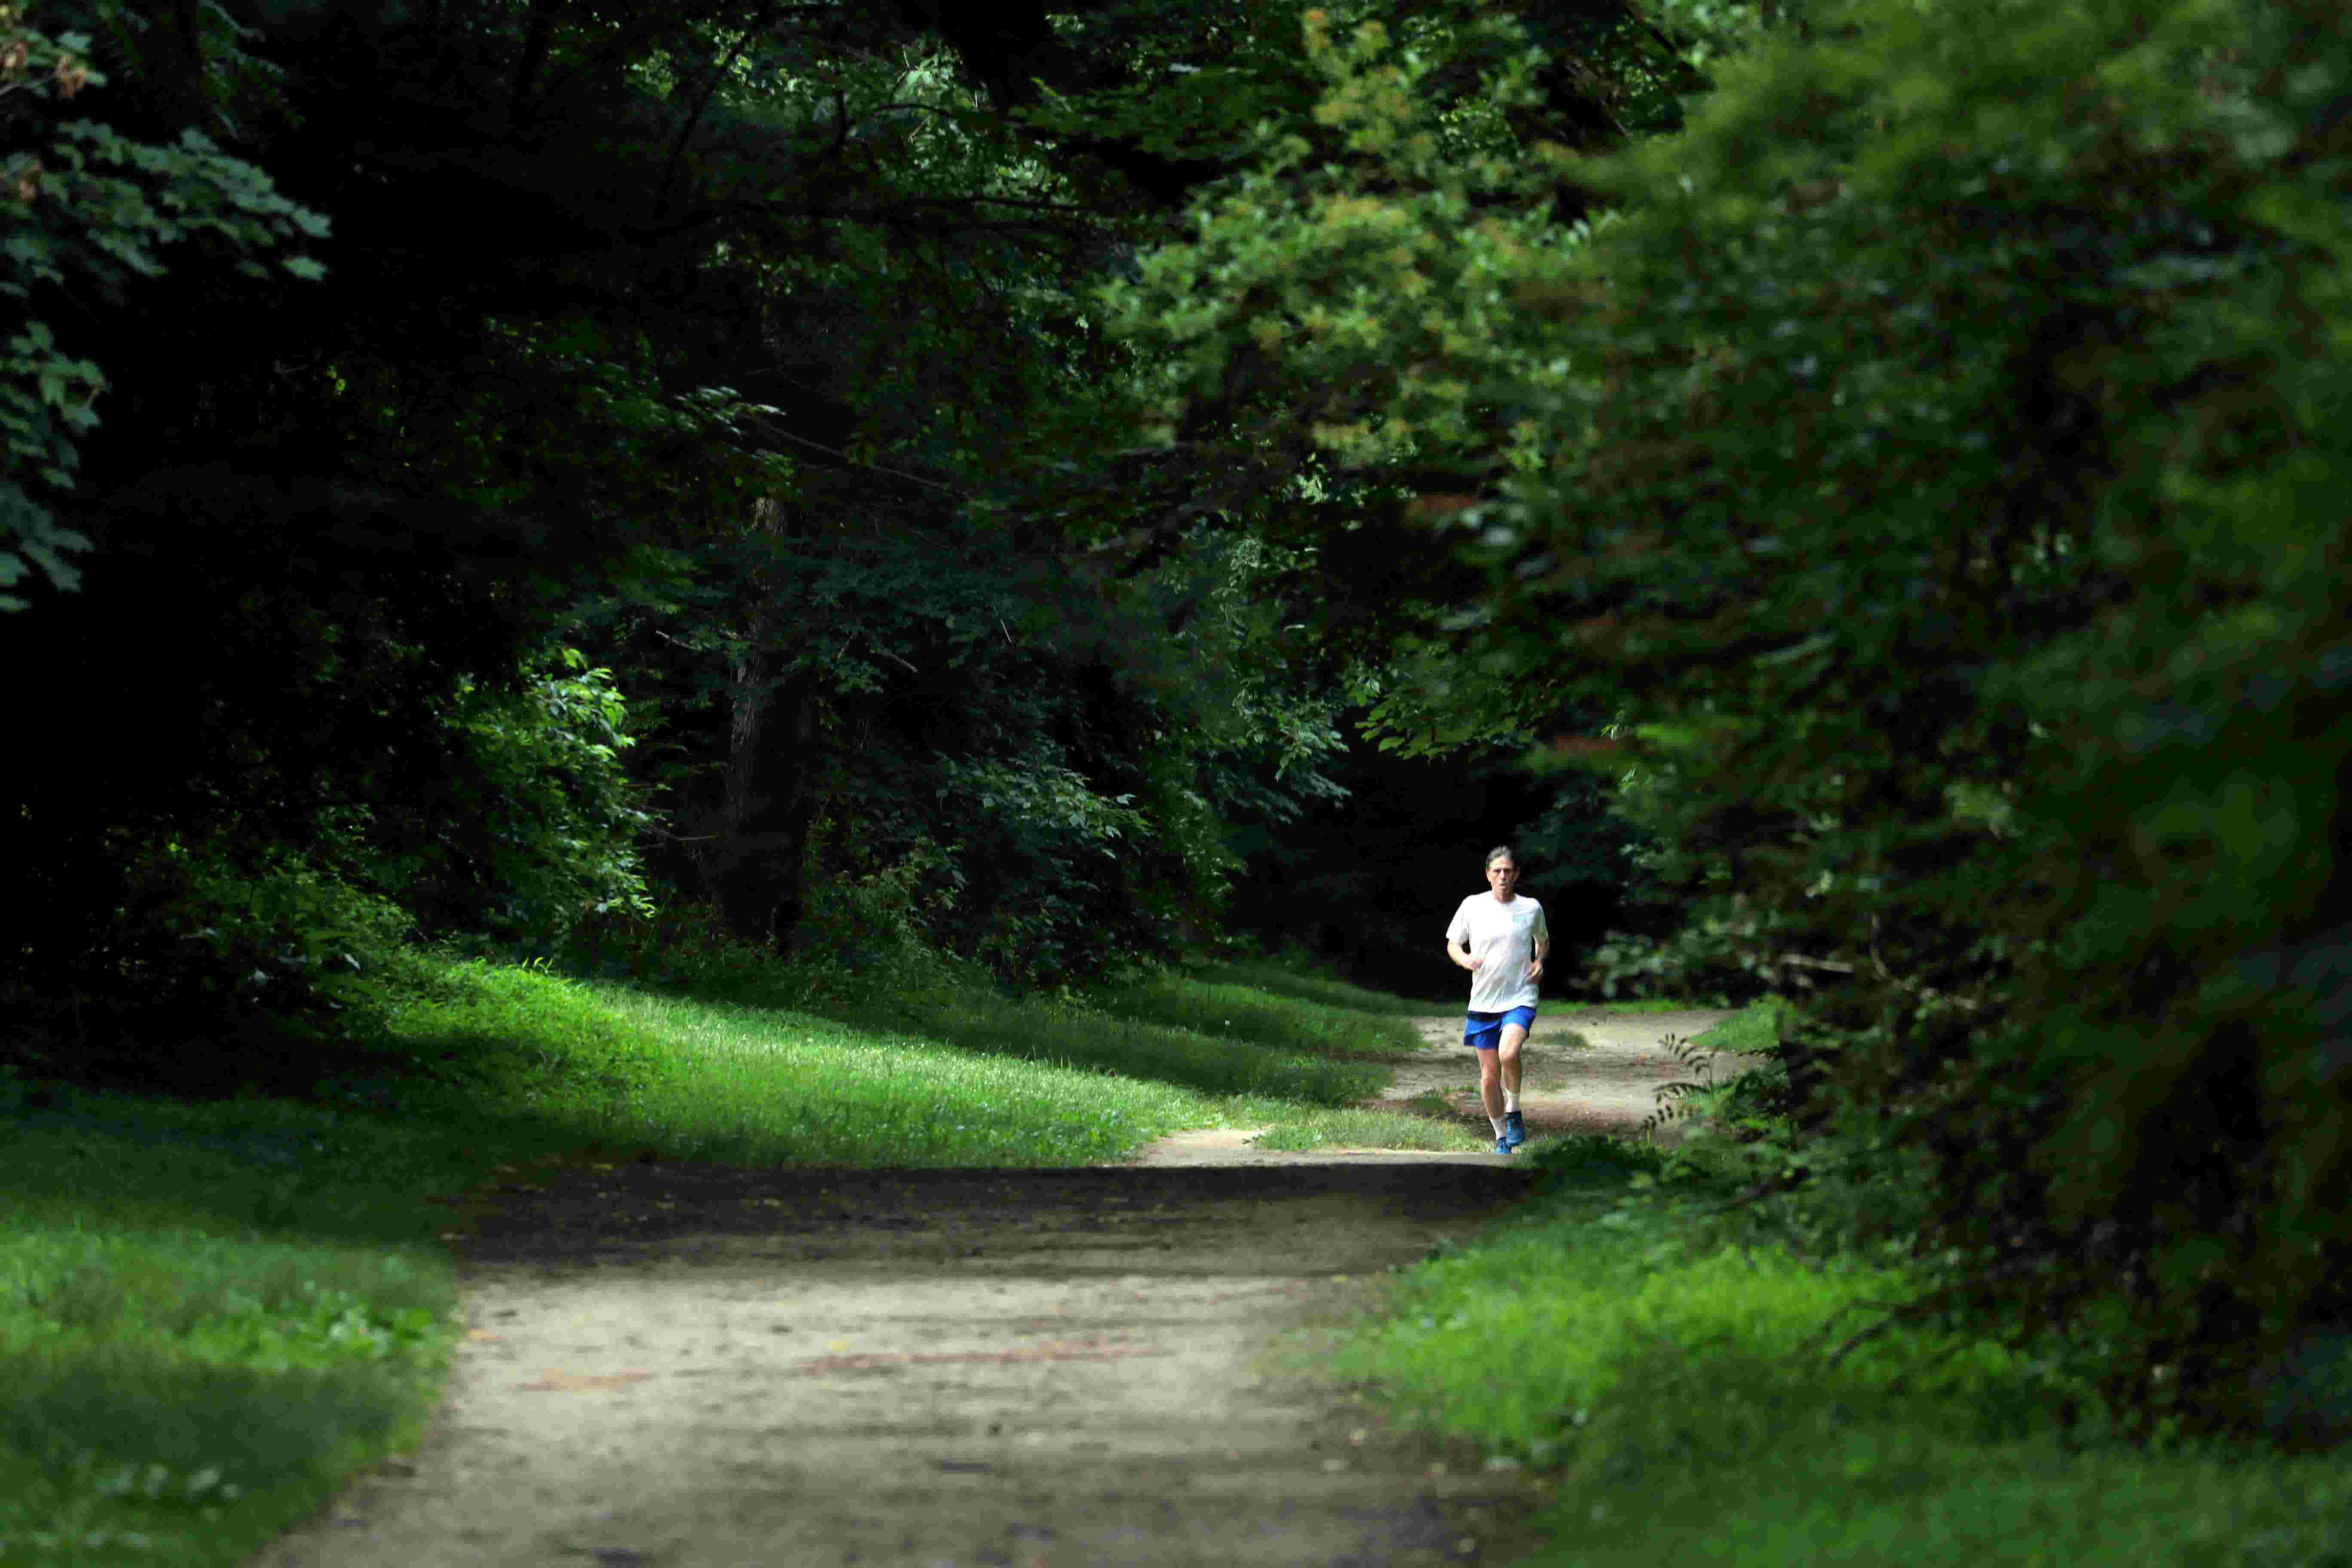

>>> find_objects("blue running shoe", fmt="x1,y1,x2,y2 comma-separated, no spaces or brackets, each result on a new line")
1494,1136,1513,1156
1503,1111,1526,1149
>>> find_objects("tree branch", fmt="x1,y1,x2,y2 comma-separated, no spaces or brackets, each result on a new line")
736,412,965,496
656,1,779,219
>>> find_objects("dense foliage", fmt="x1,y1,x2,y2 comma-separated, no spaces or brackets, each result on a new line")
1510,0,2349,1439
10,0,1626,1078
1120,0,2349,1435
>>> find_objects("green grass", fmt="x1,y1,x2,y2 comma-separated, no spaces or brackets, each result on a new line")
1187,960,1443,1018
1684,995,1782,1056
1,949,1485,1563
0,1093,480,1566
855,983,1399,1107
528,986,1216,1165
363,956,1464,1163
1334,1136,2352,1567
1245,1103,1487,1152
1090,971,1426,1057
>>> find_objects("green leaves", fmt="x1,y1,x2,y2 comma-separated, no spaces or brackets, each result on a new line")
1103,9,1562,472
0,25,328,607
1498,0,2352,1431
0,315,95,604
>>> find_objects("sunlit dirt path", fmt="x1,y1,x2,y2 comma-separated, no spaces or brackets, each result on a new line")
248,1008,1732,1568
249,1163,1536,1568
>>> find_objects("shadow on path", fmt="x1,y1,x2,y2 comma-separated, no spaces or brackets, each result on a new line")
254,1160,1546,1568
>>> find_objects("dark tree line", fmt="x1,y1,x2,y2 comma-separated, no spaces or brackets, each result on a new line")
0,0,1653,1069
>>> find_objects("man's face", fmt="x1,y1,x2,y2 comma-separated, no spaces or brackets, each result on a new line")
1487,858,1518,894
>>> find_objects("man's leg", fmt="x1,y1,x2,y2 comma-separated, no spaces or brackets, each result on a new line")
1498,1023,1528,1099
1477,1047,1510,1152
1478,1045,1505,1121
1498,1023,1529,1147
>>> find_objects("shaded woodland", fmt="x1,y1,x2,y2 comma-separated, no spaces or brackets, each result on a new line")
3,0,2346,1442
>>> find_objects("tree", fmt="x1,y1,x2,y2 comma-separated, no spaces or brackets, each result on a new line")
1120,0,2352,1433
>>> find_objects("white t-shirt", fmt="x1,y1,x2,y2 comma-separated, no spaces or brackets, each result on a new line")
1448,892,1548,1013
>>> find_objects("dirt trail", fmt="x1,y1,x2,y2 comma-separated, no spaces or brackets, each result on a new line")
1379,1006,1746,1144
248,1007,1736,1568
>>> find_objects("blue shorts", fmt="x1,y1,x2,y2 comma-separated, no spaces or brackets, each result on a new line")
1464,1005,1537,1050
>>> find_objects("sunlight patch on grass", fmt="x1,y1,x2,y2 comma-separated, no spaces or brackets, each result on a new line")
1091,975,1425,1061
361,958,1447,1165
565,990,1211,1166
845,986,1393,1107
1340,1211,1948,1464
1180,962,1439,1019
1686,996,1781,1057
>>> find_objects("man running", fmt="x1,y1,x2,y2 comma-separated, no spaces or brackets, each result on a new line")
1446,845,1548,1155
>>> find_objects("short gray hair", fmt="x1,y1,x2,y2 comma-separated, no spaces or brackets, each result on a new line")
1484,844,1518,870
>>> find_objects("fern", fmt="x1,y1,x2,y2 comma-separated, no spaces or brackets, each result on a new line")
1638,1031,1721,1141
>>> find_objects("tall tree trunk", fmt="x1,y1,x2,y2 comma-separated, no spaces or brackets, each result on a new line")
706,665,818,949
701,497,818,949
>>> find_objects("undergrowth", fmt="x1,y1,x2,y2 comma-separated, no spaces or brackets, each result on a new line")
1334,1002,2352,1566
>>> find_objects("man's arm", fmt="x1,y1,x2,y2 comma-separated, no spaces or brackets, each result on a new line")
1527,908,1550,979
1446,900,1482,970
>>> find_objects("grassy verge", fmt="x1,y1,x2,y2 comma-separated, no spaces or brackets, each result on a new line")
1333,1008,2349,1566
1089,972,1425,1060
849,984,1396,1109
1247,1105,1480,1153
0,1093,481,1567
1,951,1477,1564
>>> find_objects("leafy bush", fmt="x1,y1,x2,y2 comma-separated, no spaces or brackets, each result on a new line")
3,646,654,1096
804,695,1238,992
373,651,652,950
1577,922,1761,1005
1480,0,2352,1435
786,843,979,1004
557,854,973,1016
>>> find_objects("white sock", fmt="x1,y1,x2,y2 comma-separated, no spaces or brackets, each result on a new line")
1504,1090,1520,1113
1490,1115,1509,1139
